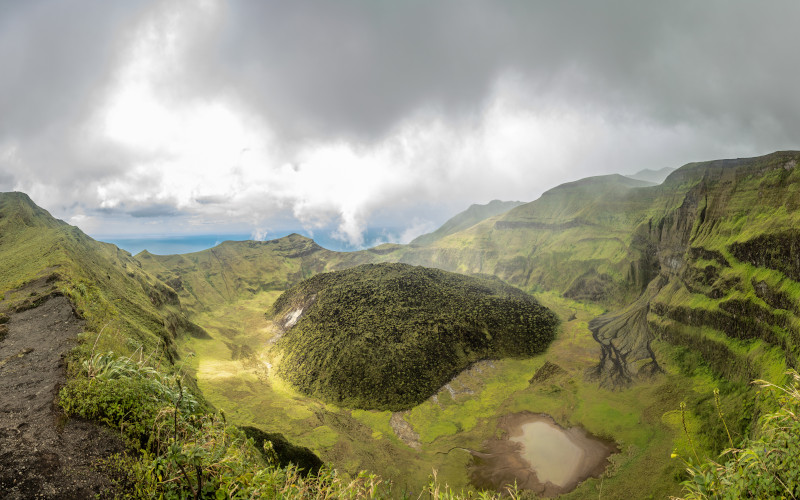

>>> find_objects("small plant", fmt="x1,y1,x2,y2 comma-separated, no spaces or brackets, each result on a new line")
680,401,700,463
676,371,800,499
713,388,733,448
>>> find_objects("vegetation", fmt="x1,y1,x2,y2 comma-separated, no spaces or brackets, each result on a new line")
5,151,800,497
0,193,473,498
136,234,372,315
677,372,800,499
61,348,526,498
271,263,559,410
133,152,800,496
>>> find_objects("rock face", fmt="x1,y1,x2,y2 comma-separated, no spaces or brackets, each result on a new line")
270,263,559,411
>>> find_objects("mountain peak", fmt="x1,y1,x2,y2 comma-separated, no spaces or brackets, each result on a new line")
0,191,64,230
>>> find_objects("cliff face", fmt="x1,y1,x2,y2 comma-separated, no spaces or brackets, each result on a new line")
643,152,800,386
385,151,800,387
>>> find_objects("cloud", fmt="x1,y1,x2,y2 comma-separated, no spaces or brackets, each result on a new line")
179,1,800,147
2,0,800,246
251,228,268,241
0,1,150,139
128,203,180,218
399,219,437,244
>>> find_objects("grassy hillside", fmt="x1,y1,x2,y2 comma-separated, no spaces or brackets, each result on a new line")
625,166,675,184
411,199,525,246
270,263,558,410
370,153,800,390
0,192,189,360
137,234,374,315
108,150,800,498
0,193,419,498
383,174,662,307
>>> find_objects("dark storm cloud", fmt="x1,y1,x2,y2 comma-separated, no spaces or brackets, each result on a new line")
92,200,182,218
194,194,227,205
3,0,800,240
173,0,800,147
0,0,152,138
4,0,799,158
0,0,156,209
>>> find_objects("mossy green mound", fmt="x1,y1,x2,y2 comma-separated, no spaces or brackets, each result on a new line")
270,263,559,411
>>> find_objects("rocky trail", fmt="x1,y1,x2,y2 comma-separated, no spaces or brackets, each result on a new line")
0,295,124,499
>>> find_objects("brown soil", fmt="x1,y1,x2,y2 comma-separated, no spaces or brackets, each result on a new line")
468,412,618,497
0,295,126,499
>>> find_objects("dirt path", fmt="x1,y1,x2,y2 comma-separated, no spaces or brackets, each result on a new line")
0,295,125,499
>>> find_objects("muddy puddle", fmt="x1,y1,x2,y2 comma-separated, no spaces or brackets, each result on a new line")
469,412,618,497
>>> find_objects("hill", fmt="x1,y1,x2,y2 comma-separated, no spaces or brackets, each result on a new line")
136,234,379,314
137,152,800,496
0,192,198,496
0,192,192,360
0,192,357,498
270,263,558,410
410,199,525,246
384,174,659,307
625,166,676,184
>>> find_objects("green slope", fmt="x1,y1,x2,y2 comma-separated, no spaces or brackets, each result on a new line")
370,152,800,391
271,263,558,410
385,174,662,306
0,192,362,499
410,199,525,246
122,150,800,498
625,166,675,184
137,234,374,314
0,192,192,360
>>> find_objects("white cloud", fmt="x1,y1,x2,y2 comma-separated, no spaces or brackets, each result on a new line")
4,1,796,249
399,218,437,244
251,228,268,241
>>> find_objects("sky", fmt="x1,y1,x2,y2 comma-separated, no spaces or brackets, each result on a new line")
1,1,799,249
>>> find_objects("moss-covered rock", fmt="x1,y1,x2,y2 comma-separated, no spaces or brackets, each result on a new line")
270,263,559,411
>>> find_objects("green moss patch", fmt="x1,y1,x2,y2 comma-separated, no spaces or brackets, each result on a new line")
271,263,558,411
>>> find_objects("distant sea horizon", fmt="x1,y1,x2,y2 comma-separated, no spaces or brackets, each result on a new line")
94,228,405,256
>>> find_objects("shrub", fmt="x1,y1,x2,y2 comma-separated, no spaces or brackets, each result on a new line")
677,371,800,499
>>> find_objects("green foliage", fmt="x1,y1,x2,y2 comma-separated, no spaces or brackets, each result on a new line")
60,351,406,498
0,192,185,363
7,152,800,497
272,263,559,410
60,351,200,448
677,371,800,499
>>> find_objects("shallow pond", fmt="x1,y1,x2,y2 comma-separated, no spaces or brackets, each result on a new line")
469,413,617,497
